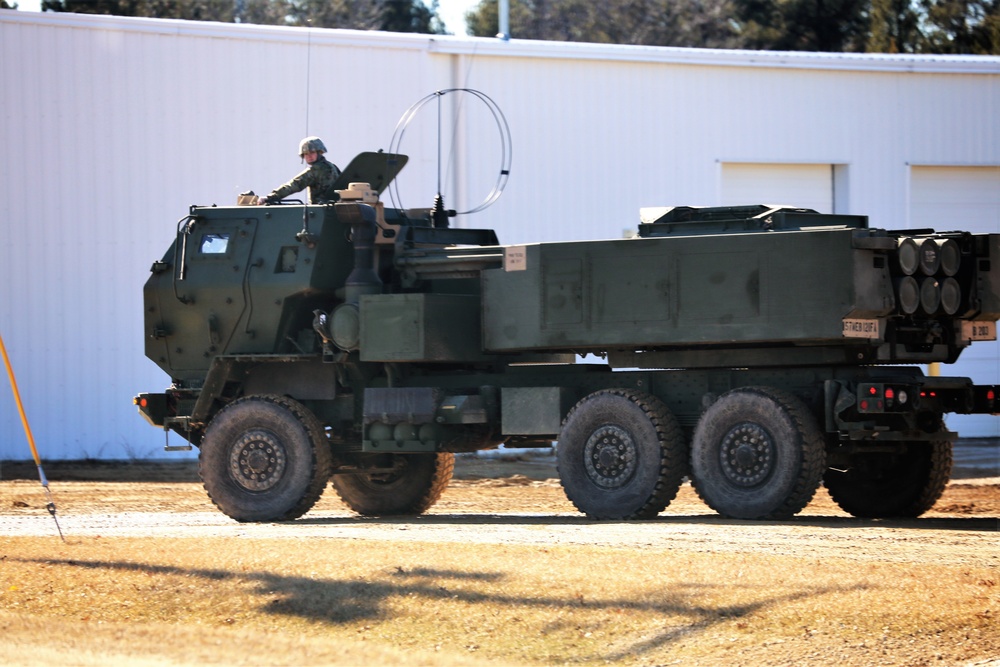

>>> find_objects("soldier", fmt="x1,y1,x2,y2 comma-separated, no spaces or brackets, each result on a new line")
261,136,342,205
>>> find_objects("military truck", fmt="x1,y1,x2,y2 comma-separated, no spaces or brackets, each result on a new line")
135,151,1000,523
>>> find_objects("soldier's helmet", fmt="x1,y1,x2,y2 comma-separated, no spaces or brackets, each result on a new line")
299,136,327,156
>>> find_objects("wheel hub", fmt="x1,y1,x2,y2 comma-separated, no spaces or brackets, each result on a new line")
719,422,774,487
229,429,287,492
584,425,638,489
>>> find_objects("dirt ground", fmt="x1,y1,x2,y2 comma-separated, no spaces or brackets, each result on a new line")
1,455,998,666
2,452,999,518
1,455,997,566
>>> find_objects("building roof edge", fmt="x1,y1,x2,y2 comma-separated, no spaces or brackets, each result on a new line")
4,9,999,74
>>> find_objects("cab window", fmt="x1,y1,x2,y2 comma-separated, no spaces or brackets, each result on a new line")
200,233,230,255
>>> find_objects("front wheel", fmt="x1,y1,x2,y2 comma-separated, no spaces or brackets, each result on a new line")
557,389,687,520
199,395,332,522
690,386,825,520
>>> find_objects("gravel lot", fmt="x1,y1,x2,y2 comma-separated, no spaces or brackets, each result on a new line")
1,452,998,667
2,453,997,566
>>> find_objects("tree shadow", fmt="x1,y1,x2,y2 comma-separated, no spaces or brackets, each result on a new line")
15,555,866,662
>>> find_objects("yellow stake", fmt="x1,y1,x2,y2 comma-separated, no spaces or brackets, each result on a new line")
0,333,42,466
0,332,65,540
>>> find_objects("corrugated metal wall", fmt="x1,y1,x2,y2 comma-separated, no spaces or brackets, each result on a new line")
0,14,451,460
1,11,999,459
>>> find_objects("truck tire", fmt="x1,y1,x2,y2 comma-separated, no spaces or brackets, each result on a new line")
198,394,332,523
823,439,952,518
691,386,825,520
331,452,454,516
557,389,687,520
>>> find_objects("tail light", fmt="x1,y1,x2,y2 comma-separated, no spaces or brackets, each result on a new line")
857,383,910,413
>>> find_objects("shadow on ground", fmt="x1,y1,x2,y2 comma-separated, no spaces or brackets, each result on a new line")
12,555,864,663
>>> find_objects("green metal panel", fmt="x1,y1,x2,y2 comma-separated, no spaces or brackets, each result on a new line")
332,151,408,195
483,227,873,355
143,205,353,380
501,386,570,435
359,293,487,362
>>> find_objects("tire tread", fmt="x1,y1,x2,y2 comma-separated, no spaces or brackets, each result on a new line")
331,452,455,517
690,386,825,520
199,394,332,522
558,388,687,520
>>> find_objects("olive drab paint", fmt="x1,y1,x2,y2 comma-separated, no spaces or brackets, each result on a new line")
136,153,1000,523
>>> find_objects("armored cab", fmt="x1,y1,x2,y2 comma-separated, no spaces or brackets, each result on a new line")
144,153,411,380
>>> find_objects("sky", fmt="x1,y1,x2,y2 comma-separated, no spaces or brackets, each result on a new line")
436,0,478,35
13,1,479,35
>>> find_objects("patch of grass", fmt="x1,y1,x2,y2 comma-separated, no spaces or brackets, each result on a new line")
1,536,997,666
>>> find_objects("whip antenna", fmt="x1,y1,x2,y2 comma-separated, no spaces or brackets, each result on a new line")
388,88,512,221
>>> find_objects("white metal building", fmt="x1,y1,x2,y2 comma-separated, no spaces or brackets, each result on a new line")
1,10,999,460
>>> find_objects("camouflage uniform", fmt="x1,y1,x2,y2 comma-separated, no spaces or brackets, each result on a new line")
264,155,342,204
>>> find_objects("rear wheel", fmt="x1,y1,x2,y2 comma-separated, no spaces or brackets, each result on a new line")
331,452,454,516
824,439,952,518
691,386,825,520
557,389,687,520
199,394,332,522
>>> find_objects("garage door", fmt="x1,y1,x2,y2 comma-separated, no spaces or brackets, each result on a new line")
911,166,1000,437
721,163,834,213
911,166,1000,233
